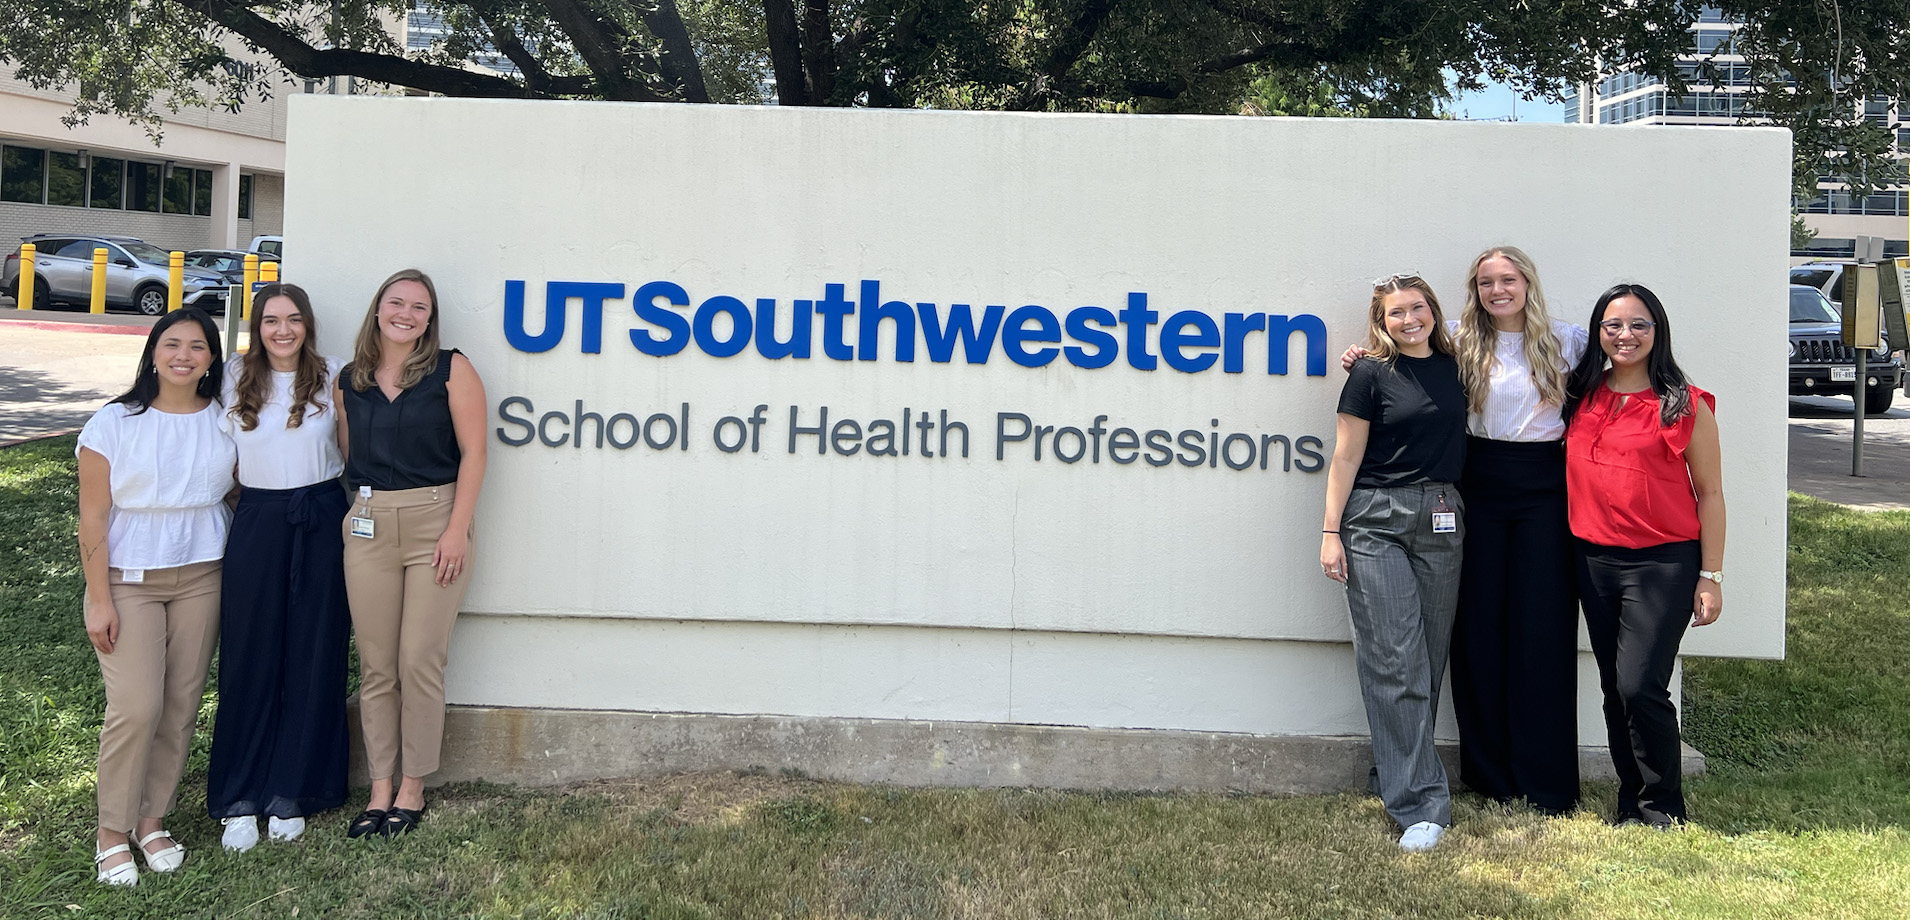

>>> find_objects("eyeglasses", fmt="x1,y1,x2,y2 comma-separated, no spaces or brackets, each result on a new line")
1372,271,1424,288
1598,319,1657,336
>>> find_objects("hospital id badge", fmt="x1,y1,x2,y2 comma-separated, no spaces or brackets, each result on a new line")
350,516,375,539
1431,491,1457,534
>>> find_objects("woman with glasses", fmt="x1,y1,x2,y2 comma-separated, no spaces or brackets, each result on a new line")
1343,247,1587,815
1561,283,1724,828
1320,273,1468,852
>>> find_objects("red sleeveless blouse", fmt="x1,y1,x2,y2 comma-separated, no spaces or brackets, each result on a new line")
1564,382,1715,549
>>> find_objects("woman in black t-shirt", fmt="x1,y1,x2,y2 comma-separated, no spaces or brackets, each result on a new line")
332,269,489,839
1319,273,1468,852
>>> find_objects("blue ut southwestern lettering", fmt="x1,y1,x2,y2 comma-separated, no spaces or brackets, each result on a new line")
503,279,1327,376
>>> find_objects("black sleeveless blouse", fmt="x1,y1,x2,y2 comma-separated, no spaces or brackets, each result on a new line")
341,349,463,490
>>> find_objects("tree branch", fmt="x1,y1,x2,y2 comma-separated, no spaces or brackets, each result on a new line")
1011,0,1116,110
801,0,836,103
642,0,709,103
183,0,548,96
532,0,670,100
762,0,807,104
481,17,595,95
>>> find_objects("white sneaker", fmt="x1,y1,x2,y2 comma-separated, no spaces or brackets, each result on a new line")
221,816,260,852
1398,821,1446,852
267,816,306,842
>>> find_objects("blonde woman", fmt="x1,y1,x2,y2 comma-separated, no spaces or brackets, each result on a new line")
1320,273,1467,852
334,269,488,838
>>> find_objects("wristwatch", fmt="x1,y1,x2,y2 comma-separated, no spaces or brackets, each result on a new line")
1699,570,1724,585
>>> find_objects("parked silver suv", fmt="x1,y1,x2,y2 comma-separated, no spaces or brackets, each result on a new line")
3,234,226,315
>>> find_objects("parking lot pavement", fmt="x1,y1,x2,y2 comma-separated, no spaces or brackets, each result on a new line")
0,319,148,445
1786,395,1910,511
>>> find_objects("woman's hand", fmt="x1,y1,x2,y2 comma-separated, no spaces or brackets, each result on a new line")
86,598,120,654
1692,581,1722,627
433,528,470,587
1339,344,1369,371
1321,534,1347,584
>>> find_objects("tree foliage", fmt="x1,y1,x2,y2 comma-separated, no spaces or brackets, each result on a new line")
1,1,1905,193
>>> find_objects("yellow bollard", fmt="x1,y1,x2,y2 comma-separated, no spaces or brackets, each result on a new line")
16,243,34,311
242,253,259,321
168,251,184,312
91,248,107,314
260,261,279,283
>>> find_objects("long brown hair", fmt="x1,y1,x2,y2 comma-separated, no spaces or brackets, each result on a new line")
1455,246,1567,412
1365,274,1455,361
231,283,329,431
348,269,442,392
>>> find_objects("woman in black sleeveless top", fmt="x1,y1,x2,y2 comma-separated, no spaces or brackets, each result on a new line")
332,269,488,838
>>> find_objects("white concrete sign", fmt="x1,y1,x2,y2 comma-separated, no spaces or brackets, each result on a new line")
287,97,1787,747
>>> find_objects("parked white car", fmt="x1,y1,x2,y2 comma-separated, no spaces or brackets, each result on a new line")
249,235,284,261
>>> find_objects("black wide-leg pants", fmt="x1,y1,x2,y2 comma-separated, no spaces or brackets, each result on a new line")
207,481,351,820
1451,438,1581,813
1576,539,1698,824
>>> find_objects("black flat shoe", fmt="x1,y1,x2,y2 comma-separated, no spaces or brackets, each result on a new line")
346,809,388,839
382,806,426,837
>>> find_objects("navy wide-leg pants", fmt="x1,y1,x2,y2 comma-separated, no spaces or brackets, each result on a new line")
207,481,351,820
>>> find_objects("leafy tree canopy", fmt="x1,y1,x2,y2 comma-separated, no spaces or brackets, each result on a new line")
1,1,1904,194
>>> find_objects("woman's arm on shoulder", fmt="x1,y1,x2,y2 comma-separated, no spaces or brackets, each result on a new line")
1687,398,1725,626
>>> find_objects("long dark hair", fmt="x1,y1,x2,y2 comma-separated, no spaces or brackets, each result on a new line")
112,307,224,415
232,282,329,431
1561,283,1690,428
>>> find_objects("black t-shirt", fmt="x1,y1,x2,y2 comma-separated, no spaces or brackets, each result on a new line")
1336,352,1467,488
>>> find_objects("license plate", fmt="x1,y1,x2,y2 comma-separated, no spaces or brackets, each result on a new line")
1831,366,1857,382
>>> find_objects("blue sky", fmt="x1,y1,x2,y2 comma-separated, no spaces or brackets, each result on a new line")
1446,81,1567,123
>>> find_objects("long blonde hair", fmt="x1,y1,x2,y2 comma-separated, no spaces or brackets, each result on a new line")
1455,246,1567,411
348,269,442,392
1366,275,1455,361
232,282,329,430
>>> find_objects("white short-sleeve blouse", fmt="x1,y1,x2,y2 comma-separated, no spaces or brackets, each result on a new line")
219,355,346,489
77,401,236,570
1465,319,1590,442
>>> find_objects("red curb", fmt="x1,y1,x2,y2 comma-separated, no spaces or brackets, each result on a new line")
0,318,152,336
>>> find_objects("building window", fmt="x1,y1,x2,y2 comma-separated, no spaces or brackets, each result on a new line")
238,174,252,219
127,162,161,212
89,156,124,209
163,166,192,213
193,168,212,216
1,145,44,203
46,152,84,207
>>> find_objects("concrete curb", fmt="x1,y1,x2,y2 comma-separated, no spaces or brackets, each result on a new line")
350,703,1706,796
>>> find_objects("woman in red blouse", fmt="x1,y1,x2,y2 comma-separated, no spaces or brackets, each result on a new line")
1560,283,1725,828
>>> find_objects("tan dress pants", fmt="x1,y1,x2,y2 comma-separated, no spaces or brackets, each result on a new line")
92,560,222,831
342,484,470,781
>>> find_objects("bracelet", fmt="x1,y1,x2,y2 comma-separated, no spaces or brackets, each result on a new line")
1322,529,1340,535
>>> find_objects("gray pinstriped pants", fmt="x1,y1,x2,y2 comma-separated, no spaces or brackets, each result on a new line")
1342,482,1464,829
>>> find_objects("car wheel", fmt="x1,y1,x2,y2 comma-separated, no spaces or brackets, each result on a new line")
1864,382,1895,415
133,284,166,316
33,277,54,309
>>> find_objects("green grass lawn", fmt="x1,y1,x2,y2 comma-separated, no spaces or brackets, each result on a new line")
3,435,1908,919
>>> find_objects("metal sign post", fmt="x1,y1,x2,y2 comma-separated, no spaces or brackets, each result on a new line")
1843,258,1883,476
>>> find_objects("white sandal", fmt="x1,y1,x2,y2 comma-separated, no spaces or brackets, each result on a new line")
94,842,138,887
136,829,186,873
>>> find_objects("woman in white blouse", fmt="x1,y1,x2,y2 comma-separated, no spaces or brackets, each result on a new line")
78,308,236,886
206,283,352,852
1340,247,1589,815
1446,247,1588,816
